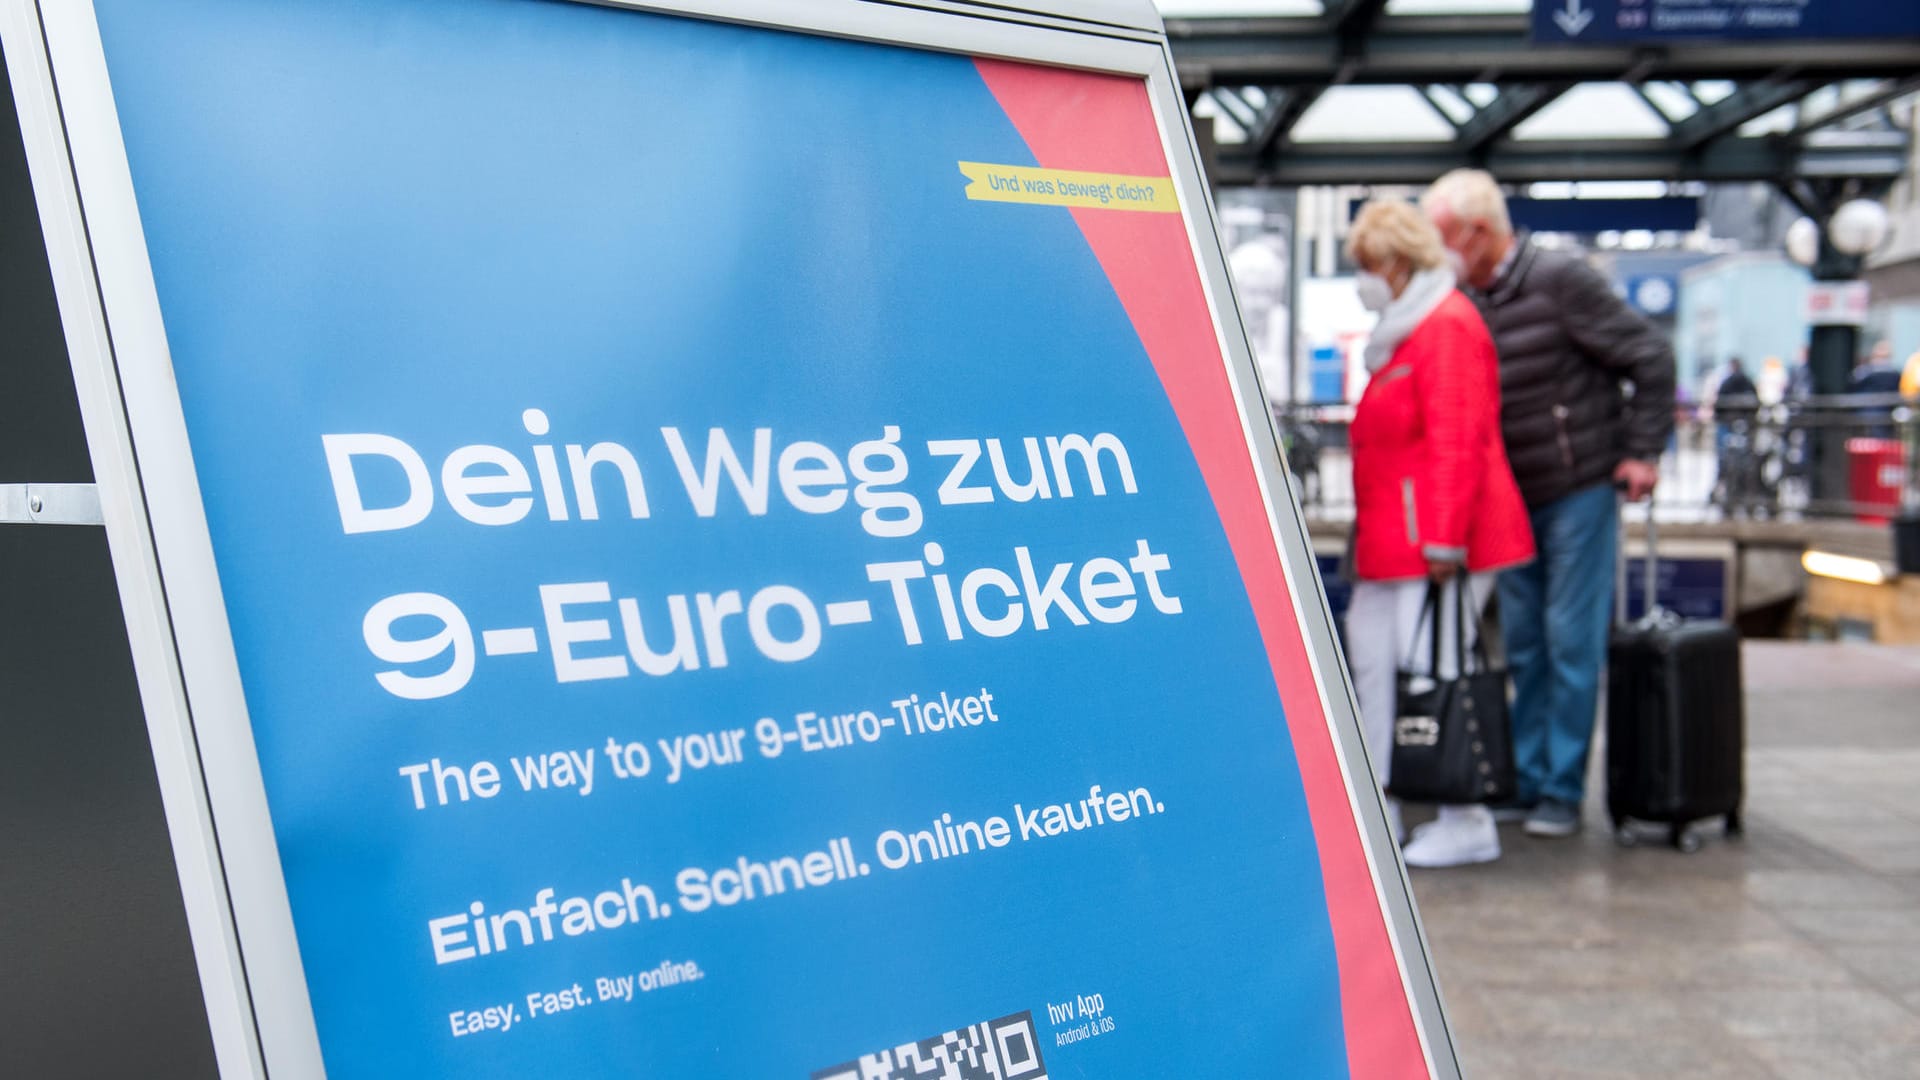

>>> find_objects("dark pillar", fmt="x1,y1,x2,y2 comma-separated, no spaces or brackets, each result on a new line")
1806,235,1863,509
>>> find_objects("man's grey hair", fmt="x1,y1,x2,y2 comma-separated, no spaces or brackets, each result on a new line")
1421,168,1513,237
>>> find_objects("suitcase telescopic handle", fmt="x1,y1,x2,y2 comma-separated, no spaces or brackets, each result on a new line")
1616,484,1660,625
1643,489,1659,619
1615,495,1627,625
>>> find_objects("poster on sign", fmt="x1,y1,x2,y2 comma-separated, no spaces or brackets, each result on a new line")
2,1,1456,1076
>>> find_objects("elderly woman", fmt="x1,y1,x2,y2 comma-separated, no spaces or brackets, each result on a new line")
1342,200,1534,868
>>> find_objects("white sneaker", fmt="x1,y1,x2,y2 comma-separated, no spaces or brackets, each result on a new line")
1402,807,1501,868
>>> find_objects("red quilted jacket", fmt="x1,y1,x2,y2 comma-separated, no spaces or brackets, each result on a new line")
1349,290,1535,582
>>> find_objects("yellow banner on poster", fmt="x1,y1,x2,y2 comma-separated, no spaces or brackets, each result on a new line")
957,161,1179,213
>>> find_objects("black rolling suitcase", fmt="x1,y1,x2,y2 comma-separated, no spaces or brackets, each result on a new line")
1606,506,1744,852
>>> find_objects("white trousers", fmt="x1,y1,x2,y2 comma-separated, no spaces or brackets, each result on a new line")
1345,574,1493,796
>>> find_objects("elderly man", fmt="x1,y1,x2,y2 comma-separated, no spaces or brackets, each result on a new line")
1421,170,1676,838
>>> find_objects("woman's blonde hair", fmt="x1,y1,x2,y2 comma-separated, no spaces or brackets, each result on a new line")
1345,199,1447,273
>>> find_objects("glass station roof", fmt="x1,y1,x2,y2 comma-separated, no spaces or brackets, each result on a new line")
1157,1,1892,146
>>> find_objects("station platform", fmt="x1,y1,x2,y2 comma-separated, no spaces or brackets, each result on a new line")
1408,641,1920,1079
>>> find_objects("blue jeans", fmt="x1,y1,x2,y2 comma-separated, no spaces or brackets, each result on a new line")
1498,483,1618,807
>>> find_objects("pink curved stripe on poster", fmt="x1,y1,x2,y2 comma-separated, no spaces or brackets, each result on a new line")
972,57,1428,1080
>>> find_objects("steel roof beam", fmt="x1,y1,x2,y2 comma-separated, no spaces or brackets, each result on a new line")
1210,86,1261,132
1419,85,1468,132
1166,14,1920,89
1206,133,1909,186
1324,0,1391,39
1790,76,1920,138
1632,83,1680,126
1668,78,1817,151
1249,86,1325,157
1457,83,1574,155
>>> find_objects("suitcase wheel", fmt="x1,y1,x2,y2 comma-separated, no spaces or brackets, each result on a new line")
1670,824,1702,854
1725,809,1743,838
1613,822,1639,848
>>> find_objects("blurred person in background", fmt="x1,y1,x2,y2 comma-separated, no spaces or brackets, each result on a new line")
1713,356,1759,454
1341,200,1535,868
1756,356,1788,406
1788,345,1814,402
1714,356,1758,414
1851,341,1902,437
1783,347,1815,490
1422,170,1675,839
1720,355,1758,401
1852,340,1900,395
1711,357,1763,516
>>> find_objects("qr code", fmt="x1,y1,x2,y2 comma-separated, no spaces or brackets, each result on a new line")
811,1010,1047,1080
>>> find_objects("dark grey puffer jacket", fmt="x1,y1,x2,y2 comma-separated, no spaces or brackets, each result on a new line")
1473,239,1676,510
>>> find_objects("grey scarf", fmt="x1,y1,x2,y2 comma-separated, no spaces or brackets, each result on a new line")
1363,266,1457,372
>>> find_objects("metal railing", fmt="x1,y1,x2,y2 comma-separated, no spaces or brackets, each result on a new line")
1273,394,1919,524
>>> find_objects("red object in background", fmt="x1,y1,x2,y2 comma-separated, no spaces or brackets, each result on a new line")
1847,438,1906,524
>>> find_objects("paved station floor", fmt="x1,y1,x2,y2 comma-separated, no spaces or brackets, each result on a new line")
1406,641,1920,1080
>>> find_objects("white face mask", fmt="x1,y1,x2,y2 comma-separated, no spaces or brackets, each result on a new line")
1443,248,1470,282
1355,271,1394,313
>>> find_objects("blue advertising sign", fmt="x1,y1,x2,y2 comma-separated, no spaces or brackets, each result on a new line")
1506,196,1701,236
1623,555,1733,622
11,0,1451,1077
1351,195,1701,235
1625,275,1680,318
1533,0,1920,43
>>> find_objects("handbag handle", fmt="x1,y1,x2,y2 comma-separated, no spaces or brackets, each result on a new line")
1404,581,1444,674
1454,571,1494,674
1402,571,1494,676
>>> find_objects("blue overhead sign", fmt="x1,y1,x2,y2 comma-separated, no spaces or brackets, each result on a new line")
1533,0,1920,43
1506,197,1701,236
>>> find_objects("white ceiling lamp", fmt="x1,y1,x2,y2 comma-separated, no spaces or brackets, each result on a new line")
1828,198,1891,257
1785,216,1820,267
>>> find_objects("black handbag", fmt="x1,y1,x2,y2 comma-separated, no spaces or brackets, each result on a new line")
1385,574,1516,805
